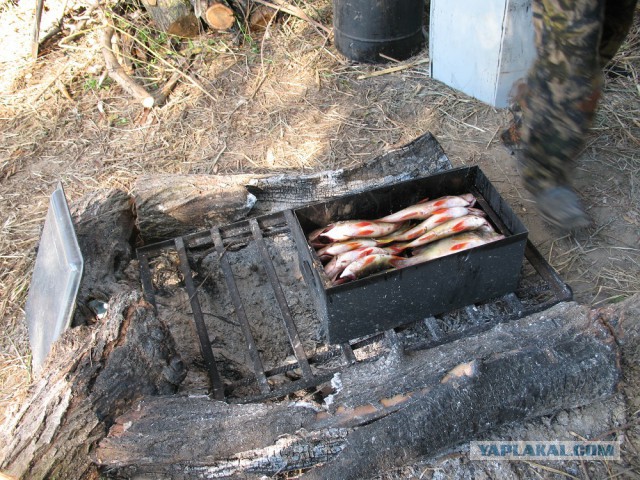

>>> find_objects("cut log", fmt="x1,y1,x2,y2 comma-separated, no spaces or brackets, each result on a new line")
249,4,277,30
133,132,451,242
140,0,200,37
205,2,236,30
93,299,628,478
0,290,186,480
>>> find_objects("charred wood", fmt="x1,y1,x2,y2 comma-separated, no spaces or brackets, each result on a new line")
94,299,626,479
0,291,186,480
133,132,452,243
69,189,137,327
133,174,257,243
245,132,451,215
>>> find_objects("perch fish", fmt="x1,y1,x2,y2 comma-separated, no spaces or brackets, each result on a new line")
316,239,379,262
377,194,476,223
336,253,404,284
398,215,494,251
324,246,391,279
317,220,407,243
377,206,485,243
397,231,505,268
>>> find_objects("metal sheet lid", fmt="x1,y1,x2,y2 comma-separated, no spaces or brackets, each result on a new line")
25,183,83,370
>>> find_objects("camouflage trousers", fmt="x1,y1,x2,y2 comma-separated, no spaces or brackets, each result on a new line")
516,0,638,194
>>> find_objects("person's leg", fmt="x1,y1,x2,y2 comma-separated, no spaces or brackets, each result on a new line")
517,0,606,230
502,1,637,230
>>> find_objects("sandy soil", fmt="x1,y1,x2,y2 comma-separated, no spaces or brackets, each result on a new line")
0,0,638,477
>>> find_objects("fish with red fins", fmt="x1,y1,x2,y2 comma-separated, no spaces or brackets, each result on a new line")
306,193,505,285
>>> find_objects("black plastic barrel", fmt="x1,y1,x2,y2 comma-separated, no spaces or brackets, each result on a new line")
333,0,425,63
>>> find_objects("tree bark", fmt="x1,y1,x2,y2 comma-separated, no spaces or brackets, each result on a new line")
0,291,186,480
0,186,176,479
133,132,451,243
93,299,628,479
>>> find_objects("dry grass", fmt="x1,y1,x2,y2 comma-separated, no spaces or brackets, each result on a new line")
1,0,639,476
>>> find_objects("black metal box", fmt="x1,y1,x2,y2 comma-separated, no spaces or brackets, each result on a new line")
290,166,528,344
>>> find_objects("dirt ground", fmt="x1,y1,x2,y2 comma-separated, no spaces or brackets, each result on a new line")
1,0,639,478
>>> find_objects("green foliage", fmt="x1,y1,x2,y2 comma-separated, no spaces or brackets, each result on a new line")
134,25,172,57
83,77,111,91
236,18,259,54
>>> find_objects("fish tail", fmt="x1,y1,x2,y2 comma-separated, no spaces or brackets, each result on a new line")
375,237,395,245
467,207,486,216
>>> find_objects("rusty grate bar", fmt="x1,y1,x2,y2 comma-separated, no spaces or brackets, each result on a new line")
423,316,443,341
175,237,225,400
231,371,338,404
210,227,270,395
138,252,157,310
340,343,357,365
249,218,314,380
227,345,345,395
523,241,573,306
503,292,524,314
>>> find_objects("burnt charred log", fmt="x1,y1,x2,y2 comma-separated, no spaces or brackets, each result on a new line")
70,189,137,327
133,132,451,243
133,174,257,243
0,291,186,480
93,299,625,479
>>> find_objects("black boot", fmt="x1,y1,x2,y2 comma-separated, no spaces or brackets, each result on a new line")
533,186,591,232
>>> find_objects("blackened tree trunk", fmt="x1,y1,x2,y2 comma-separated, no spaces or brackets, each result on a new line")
133,132,451,243
0,291,186,480
94,299,625,479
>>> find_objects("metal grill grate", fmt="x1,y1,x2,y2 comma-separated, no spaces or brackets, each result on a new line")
137,209,571,403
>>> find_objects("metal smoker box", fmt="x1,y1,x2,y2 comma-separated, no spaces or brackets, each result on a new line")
290,166,529,344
